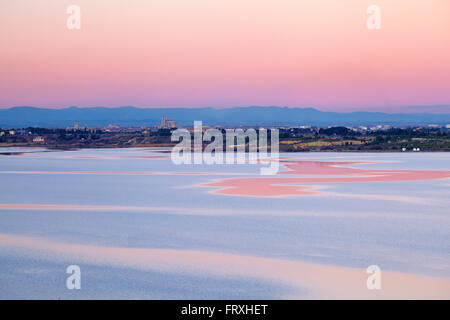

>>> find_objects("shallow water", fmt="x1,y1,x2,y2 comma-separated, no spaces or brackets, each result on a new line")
0,148,449,299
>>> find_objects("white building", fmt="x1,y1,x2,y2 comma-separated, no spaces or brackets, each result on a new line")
33,136,45,143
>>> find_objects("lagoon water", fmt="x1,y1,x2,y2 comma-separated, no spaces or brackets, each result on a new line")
0,148,449,299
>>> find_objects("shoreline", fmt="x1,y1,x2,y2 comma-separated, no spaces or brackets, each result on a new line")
0,144,449,153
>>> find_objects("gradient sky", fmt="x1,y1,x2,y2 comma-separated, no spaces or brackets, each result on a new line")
1,0,449,112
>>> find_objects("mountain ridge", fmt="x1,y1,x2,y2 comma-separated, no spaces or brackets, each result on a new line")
1,106,449,128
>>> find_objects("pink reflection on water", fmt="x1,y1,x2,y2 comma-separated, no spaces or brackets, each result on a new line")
0,233,449,299
203,160,450,197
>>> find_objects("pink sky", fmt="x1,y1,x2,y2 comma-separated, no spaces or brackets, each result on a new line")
1,0,449,112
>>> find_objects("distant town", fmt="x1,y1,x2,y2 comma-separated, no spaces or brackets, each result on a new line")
1,117,450,152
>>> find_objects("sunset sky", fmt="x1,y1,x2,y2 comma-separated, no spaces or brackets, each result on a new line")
1,0,449,112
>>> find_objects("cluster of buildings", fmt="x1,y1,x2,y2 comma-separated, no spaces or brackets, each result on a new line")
0,129,46,143
66,121,96,132
0,130,16,137
99,117,178,132
2,118,449,139
280,124,450,133
159,117,177,129
0,130,17,136
64,117,178,132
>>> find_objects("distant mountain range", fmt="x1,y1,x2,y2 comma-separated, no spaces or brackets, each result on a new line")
0,106,449,128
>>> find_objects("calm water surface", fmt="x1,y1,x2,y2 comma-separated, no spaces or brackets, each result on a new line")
0,148,449,299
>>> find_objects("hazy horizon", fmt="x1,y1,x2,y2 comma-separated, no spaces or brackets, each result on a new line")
1,104,450,114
